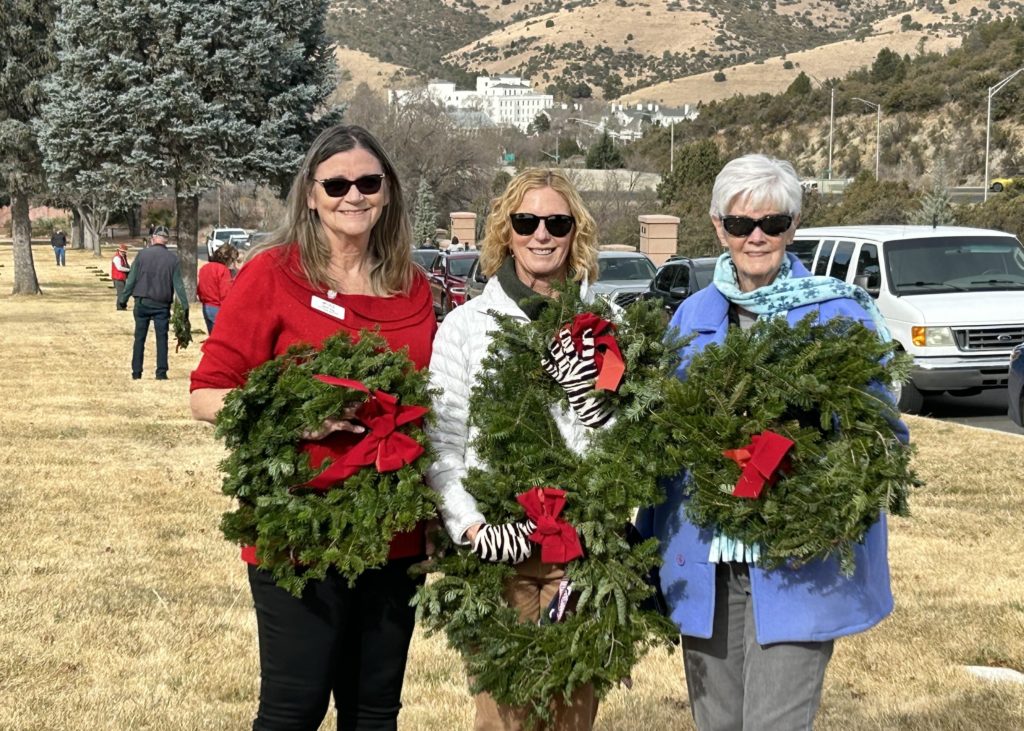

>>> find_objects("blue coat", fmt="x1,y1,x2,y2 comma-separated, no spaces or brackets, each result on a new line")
637,257,909,644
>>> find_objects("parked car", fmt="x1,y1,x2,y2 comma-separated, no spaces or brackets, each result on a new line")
989,177,1017,192
643,255,718,316
1009,344,1024,428
411,246,439,272
429,250,478,317
247,231,273,249
793,225,1024,412
464,257,489,301
206,227,249,258
589,250,657,308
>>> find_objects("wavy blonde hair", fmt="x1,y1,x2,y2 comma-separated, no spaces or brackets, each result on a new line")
479,168,599,282
248,125,414,296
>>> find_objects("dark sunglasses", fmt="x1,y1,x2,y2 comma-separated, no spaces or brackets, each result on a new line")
509,213,575,237
720,214,793,237
314,174,385,198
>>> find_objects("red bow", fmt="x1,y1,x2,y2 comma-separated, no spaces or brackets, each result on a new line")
568,312,625,392
721,430,795,499
299,375,428,491
516,487,584,563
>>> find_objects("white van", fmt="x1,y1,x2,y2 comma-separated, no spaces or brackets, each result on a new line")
790,225,1024,411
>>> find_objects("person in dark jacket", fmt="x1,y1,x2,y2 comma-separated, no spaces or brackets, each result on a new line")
117,225,189,380
50,229,68,266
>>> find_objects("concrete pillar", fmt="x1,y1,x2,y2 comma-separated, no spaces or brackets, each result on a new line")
449,211,477,249
638,214,680,266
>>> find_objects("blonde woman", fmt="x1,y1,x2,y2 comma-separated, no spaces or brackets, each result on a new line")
427,168,604,729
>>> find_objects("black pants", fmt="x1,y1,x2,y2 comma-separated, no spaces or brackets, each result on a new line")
131,299,170,378
247,558,422,731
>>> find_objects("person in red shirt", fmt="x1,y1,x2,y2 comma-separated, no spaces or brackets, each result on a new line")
190,125,436,731
110,243,131,310
196,242,238,334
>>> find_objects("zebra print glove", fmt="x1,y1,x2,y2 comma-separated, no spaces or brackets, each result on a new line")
471,521,537,563
541,326,613,427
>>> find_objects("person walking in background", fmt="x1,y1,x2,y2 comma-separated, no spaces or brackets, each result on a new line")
50,229,67,266
117,225,189,380
111,243,131,310
637,153,908,731
189,124,436,731
196,243,238,334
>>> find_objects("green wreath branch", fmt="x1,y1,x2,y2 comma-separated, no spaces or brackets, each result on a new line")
215,330,438,596
171,301,192,350
659,313,917,573
415,286,682,722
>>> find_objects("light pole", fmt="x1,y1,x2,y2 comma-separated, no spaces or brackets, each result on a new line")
984,66,1024,202
853,97,881,180
811,75,835,181
827,85,835,180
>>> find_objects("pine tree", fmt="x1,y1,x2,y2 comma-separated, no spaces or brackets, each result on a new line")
913,166,956,227
412,178,439,246
0,0,58,294
36,0,339,296
585,131,624,170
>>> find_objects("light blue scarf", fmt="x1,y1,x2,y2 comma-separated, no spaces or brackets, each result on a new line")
712,252,892,342
707,251,891,564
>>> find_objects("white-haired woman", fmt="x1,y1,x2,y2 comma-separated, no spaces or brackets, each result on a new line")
638,153,908,730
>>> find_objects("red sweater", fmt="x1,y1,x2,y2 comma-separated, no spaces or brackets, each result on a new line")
196,261,233,306
191,243,437,564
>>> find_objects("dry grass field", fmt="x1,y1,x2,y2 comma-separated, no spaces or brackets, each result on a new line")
1,243,1022,730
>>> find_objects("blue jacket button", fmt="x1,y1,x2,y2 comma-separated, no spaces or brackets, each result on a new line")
676,553,685,566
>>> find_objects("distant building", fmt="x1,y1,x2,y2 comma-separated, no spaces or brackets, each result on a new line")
608,102,699,140
389,75,554,132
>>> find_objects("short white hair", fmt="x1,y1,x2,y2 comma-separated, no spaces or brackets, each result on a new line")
709,154,803,218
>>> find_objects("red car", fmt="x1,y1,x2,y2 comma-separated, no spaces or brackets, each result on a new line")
428,251,479,318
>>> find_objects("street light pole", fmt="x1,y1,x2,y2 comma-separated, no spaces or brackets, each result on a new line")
827,86,835,180
984,66,1024,202
853,97,881,180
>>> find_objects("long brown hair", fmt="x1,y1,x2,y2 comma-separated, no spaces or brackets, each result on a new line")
479,168,599,282
249,125,414,296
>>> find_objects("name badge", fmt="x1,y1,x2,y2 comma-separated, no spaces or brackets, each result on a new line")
310,296,346,321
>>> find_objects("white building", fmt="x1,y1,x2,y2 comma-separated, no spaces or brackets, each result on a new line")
608,102,699,139
389,75,553,132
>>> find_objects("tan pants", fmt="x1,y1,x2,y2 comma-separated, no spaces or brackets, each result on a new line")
472,553,598,731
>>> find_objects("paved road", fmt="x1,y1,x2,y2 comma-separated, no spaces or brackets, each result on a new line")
917,388,1021,435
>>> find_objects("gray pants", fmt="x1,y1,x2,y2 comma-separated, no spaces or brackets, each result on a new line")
682,562,834,731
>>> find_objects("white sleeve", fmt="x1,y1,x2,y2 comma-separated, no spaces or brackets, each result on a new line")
425,309,486,545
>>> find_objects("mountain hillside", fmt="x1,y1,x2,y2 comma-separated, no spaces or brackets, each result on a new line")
329,0,1022,103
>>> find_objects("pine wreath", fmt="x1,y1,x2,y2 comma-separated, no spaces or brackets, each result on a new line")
172,301,192,350
415,286,682,721
659,313,916,573
215,330,438,596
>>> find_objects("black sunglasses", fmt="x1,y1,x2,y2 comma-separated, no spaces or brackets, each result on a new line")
509,213,575,237
720,214,793,237
314,174,385,198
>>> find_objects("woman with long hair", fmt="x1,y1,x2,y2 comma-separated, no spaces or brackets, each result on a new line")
189,125,435,730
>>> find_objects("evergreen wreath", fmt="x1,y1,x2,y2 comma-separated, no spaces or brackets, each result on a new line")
171,301,192,350
415,286,682,722
215,330,437,596
660,313,916,573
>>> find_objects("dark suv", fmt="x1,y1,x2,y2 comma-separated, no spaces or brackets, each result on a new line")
643,256,718,316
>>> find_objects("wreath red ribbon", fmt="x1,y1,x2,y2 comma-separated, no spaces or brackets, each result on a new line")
567,312,625,392
721,430,795,499
299,375,428,490
516,487,584,563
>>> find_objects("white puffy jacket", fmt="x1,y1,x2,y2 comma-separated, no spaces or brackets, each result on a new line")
426,277,595,545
